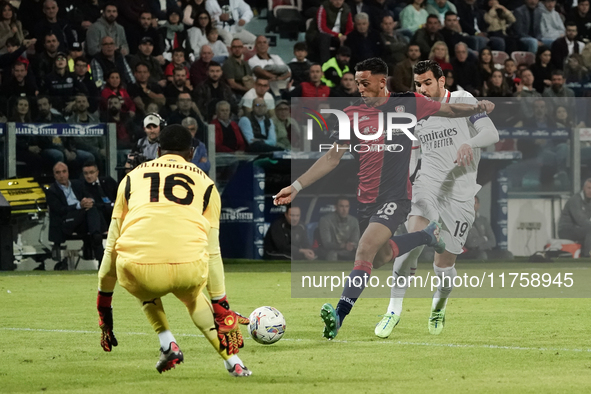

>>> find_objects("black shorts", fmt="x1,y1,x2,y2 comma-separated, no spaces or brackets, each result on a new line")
358,200,411,235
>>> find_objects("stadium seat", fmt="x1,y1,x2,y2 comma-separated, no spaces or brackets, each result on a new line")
511,51,535,66
242,45,257,62
492,50,509,66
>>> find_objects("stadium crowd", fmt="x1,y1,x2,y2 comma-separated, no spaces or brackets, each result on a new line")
1,0,590,180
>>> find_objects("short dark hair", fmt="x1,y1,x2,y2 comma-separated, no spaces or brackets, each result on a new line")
566,21,577,28
140,10,152,17
134,61,149,72
13,61,26,70
159,124,193,152
413,60,444,80
36,94,50,103
6,36,19,47
173,66,186,74
172,47,185,55
208,61,221,69
74,56,88,65
336,196,349,204
103,1,117,11
83,160,98,169
504,58,514,65
444,11,457,18
551,69,565,77
293,41,307,52
427,14,439,21
354,57,388,76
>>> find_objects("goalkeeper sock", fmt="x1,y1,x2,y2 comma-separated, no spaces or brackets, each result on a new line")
432,264,456,310
140,298,170,333
158,330,176,350
224,355,242,369
335,261,372,324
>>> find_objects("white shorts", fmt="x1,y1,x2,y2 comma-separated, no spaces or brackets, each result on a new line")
409,183,476,255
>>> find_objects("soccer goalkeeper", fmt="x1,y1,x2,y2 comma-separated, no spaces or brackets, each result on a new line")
96,125,251,377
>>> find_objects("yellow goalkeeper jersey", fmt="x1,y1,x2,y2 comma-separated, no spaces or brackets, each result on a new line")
113,154,220,264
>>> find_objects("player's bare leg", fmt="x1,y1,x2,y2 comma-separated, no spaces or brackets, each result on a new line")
139,297,184,373
178,291,252,377
429,249,458,335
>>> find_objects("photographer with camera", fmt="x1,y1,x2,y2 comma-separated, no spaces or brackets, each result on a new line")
127,113,166,169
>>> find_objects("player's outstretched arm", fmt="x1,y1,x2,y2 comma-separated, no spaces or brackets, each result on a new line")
273,142,347,206
438,100,495,118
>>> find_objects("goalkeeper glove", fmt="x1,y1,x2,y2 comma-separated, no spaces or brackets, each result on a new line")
212,296,248,355
97,291,118,352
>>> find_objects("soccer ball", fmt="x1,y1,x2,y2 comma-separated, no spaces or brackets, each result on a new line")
248,306,286,345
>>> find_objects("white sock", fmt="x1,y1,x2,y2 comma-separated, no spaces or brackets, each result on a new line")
431,263,456,311
387,245,422,315
158,330,176,350
224,355,243,369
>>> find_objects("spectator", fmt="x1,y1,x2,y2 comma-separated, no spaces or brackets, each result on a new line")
67,93,99,124
380,15,409,70
240,76,276,116
290,63,331,98
81,160,117,225
91,36,135,89
288,42,312,89
0,1,23,55
512,68,541,120
101,95,139,151
127,62,166,114
86,2,129,56
344,12,383,66
513,0,544,53
542,69,575,112
428,40,452,71
67,42,84,72
566,0,591,42
205,27,229,63
127,11,164,56
211,100,246,152
223,38,254,96
164,66,192,111
564,53,589,83
440,11,467,55
117,0,150,32
264,205,316,260
67,0,102,44
33,0,77,53
0,37,35,79
272,100,299,150
34,94,66,122
46,161,105,270
10,96,32,122
167,92,205,127
1,61,38,103
164,47,191,82
443,68,462,91
460,196,500,260
73,56,99,113
306,0,354,63
330,70,360,98
321,45,351,88
456,0,505,51
160,10,193,62
249,35,291,96
391,44,421,92
189,45,213,88
100,70,136,115
540,0,565,47
451,42,481,95
484,69,513,97
128,37,166,85
206,0,256,45
131,113,163,161
151,0,182,24
368,0,395,32
399,0,429,35
317,197,360,261
411,14,444,60
558,179,591,257
182,116,211,173
238,97,280,152
67,94,105,167
183,0,207,27
187,10,213,56
194,61,237,121
426,0,457,23
478,48,495,89
43,51,87,113
530,45,554,93
33,32,60,88
484,0,516,53
551,22,583,70
502,58,517,92
555,105,579,128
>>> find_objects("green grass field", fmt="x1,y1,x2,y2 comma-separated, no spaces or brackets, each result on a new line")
1,261,591,393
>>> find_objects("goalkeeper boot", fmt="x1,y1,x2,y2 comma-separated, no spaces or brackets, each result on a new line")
156,342,184,373
374,312,400,338
423,221,446,254
227,362,253,377
320,303,340,340
428,308,446,335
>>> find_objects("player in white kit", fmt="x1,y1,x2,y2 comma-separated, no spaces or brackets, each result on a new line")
375,60,500,337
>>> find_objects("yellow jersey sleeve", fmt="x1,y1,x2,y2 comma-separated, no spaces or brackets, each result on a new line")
203,185,221,229
112,175,130,220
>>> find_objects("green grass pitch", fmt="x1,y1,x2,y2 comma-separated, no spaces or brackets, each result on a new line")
1,261,590,393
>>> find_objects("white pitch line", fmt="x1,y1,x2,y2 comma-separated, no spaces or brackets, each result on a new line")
2,327,589,353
